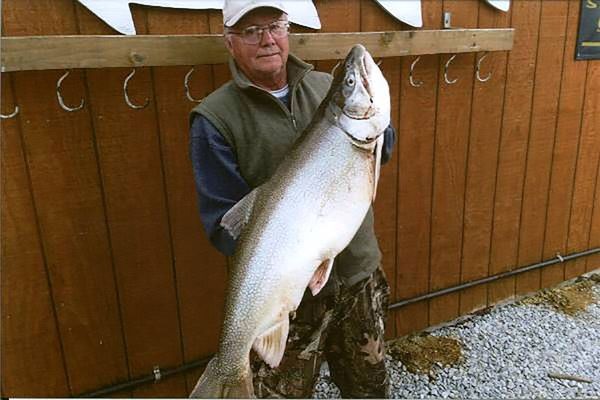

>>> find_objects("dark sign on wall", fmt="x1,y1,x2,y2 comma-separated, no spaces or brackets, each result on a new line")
577,0,600,59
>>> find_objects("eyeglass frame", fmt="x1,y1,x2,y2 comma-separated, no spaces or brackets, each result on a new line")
225,19,290,45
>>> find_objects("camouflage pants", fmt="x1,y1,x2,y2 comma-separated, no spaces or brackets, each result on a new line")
252,266,390,398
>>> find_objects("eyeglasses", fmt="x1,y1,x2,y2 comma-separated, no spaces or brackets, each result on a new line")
227,20,290,45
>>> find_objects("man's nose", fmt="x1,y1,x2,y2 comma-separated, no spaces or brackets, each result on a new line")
259,28,276,46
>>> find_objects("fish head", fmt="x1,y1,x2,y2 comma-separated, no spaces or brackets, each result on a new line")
328,44,391,145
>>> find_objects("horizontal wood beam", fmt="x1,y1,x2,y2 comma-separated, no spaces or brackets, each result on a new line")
1,29,514,72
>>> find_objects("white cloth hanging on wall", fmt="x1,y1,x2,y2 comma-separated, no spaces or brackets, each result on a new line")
76,0,510,35
374,0,422,28
485,0,510,12
77,0,321,34
373,0,510,28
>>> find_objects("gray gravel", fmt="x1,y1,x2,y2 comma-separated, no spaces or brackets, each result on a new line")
313,282,600,399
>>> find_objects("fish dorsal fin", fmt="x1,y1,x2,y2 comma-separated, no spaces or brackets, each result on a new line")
220,188,260,240
308,258,334,296
373,135,384,202
252,318,289,368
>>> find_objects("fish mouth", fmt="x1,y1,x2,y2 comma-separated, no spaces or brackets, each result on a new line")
344,132,381,145
342,107,375,120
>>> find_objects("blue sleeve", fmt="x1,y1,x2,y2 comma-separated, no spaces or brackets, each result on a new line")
189,114,251,256
381,124,396,165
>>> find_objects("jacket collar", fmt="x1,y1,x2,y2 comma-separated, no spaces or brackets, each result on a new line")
229,53,314,92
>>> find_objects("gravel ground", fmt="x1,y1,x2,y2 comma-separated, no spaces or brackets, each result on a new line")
313,280,600,399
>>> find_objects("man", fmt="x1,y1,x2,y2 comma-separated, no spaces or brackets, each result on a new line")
189,0,395,397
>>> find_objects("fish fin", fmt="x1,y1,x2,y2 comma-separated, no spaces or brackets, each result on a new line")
189,357,254,399
252,317,289,368
309,258,334,296
372,134,384,202
220,188,260,239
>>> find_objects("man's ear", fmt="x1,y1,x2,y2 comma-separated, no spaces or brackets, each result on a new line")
223,34,234,55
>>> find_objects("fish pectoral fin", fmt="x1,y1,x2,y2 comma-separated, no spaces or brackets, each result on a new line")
220,188,260,240
308,258,334,296
252,317,289,368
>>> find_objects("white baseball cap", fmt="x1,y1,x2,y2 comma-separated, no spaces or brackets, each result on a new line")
223,0,288,27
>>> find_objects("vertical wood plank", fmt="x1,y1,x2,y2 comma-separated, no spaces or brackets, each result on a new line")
313,0,360,73
566,62,600,278
428,0,478,326
586,162,600,272
516,1,569,295
488,0,541,305
459,3,510,315
395,0,441,336
74,3,187,397
144,7,227,396
543,0,588,283
1,73,70,397
208,10,232,88
360,0,401,339
194,9,231,392
3,0,129,394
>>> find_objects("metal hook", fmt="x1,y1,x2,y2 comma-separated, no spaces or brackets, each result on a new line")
409,56,423,88
476,52,492,83
1,105,19,119
56,70,85,112
444,54,458,85
124,68,149,109
184,67,203,103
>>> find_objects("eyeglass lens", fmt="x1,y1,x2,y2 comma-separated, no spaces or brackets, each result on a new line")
240,21,288,44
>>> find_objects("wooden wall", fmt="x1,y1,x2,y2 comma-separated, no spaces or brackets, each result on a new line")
1,0,598,397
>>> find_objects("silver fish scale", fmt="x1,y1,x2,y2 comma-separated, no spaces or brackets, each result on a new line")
217,118,376,377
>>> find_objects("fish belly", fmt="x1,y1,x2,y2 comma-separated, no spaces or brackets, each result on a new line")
218,127,375,375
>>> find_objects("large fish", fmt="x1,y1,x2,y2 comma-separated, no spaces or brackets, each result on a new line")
190,44,391,398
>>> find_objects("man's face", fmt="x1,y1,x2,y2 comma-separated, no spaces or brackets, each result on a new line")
225,8,289,87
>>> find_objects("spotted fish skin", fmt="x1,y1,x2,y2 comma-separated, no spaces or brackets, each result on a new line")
190,44,391,398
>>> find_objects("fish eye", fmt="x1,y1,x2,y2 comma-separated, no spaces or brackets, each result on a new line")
346,77,355,86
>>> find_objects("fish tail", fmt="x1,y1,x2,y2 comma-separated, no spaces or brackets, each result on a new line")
189,357,254,398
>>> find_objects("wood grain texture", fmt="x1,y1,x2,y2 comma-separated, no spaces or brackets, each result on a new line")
488,0,541,305
144,6,227,396
516,0,569,295
459,2,510,315
208,11,231,89
543,0,588,284
1,29,514,72
74,3,187,397
428,0,478,326
395,0,441,335
313,0,360,75
1,73,70,397
3,0,129,394
566,62,600,278
586,162,600,272
360,0,401,339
